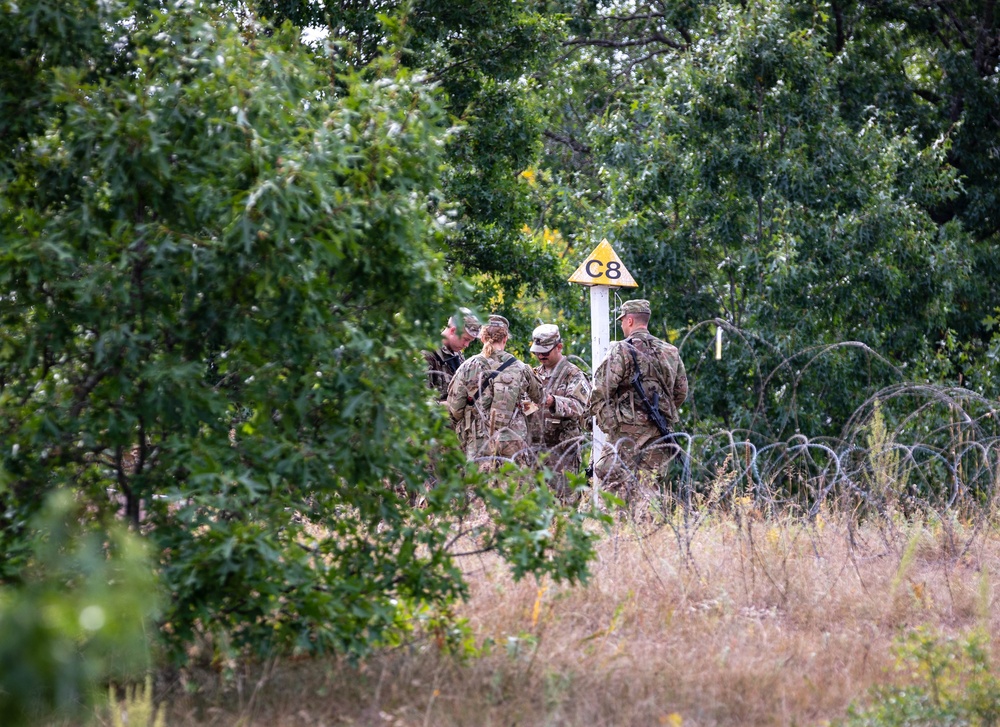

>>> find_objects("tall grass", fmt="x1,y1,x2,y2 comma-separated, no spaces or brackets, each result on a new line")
156,387,1000,725
160,512,998,726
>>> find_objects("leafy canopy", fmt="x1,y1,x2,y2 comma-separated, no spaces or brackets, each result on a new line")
0,0,598,677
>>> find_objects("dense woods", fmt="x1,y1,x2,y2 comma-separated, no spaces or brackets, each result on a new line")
1,0,998,723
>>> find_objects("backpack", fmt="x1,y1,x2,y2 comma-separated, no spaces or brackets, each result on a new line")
484,357,525,434
623,336,679,426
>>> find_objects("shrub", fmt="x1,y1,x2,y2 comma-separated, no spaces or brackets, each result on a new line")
842,627,1000,726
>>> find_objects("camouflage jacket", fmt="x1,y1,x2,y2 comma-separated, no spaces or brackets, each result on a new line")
530,357,591,446
423,344,465,401
447,351,543,452
589,330,687,446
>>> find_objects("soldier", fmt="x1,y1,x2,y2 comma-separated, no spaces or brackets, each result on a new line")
424,308,481,401
589,299,688,497
447,315,544,471
529,324,591,501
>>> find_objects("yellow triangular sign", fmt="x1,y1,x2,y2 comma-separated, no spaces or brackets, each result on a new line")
568,239,638,288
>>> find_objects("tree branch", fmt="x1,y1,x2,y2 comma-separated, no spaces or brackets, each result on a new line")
563,32,685,51
543,129,592,154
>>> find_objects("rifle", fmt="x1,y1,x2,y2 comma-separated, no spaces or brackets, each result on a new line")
626,345,671,438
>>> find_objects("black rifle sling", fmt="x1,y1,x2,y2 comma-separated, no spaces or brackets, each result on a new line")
469,356,517,405
440,350,462,375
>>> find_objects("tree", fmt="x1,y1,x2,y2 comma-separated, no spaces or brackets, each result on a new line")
820,0,1000,377
0,0,597,675
248,0,570,332
527,0,994,438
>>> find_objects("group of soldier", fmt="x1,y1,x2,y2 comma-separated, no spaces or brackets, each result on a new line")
424,300,687,502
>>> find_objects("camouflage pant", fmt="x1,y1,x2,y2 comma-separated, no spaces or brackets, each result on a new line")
594,432,678,501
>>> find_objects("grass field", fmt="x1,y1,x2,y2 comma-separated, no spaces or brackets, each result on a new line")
158,502,1000,727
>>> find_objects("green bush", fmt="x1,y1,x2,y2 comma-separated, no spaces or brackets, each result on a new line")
842,627,1000,726
0,491,158,726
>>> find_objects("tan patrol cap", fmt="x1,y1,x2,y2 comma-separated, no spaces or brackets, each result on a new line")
616,298,651,320
450,307,482,336
530,324,561,353
484,314,509,333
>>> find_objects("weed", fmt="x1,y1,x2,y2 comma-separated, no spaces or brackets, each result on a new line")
107,676,165,727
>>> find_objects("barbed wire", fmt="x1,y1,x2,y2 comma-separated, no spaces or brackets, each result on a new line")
465,320,999,559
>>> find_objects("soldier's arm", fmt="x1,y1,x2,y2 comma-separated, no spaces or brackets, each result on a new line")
551,368,590,419
446,364,470,420
587,355,609,419
587,346,621,423
525,364,545,405
423,350,439,392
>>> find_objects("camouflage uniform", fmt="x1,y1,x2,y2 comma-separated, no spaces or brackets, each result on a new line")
589,300,687,493
423,308,481,401
528,325,591,499
424,345,465,401
447,315,543,471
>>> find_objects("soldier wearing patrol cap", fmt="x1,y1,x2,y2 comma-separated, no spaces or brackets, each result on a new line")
588,299,688,497
447,315,544,470
424,308,482,402
529,324,591,501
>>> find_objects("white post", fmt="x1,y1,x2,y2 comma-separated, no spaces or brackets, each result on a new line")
590,285,610,507
567,238,637,507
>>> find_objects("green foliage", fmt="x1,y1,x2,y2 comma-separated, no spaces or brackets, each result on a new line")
250,0,569,320
912,323,1000,400
842,627,1000,726
0,490,158,727
477,465,607,583
0,0,117,181
1,0,598,670
817,0,1000,361
830,0,1000,239
537,0,977,438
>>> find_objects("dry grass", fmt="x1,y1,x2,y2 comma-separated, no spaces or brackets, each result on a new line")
160,506,1000,727
152,385,1000,725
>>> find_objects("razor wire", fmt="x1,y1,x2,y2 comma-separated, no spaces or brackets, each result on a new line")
471,383,1000,517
